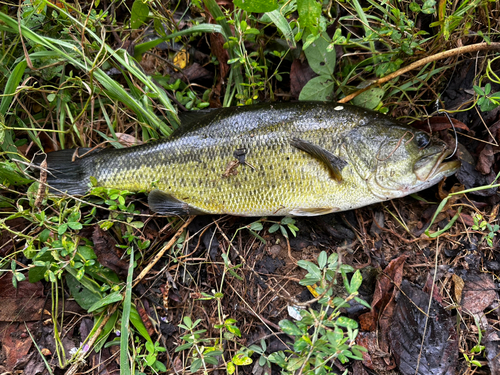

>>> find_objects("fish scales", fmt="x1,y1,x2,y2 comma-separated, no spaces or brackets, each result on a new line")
44,102,460,216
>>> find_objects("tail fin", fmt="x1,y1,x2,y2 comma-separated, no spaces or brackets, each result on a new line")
40,149,93,196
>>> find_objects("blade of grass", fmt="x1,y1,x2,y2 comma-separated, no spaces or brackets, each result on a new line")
0,10,175,136
265,9,296,48
0,59,27,115
134,24,225,58
120,247,134,375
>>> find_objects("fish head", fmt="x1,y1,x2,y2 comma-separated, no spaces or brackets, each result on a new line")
344,120,461,199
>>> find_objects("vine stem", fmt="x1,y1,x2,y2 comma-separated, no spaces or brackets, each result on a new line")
338,42,500,104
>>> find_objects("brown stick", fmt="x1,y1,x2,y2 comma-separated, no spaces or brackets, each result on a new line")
338,42,500,104
133,216,195,287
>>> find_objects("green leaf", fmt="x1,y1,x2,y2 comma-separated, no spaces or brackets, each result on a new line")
264,9,296,48
317,251,327,269
279,320,303,336
297,260,321,280
268,223,280,233
94,311,119,352
66,273,101,310
227,361,236,374
130,305,153,343
0,163,33,186
131,0,149,29
303,32,336,75
232,353,252,366
234,0,278,13
352,87,385,110
297,0,321,32
299,75,335,101
120,248,134,375
348,270,363,294
249,221,263,231
88,291,123,312
473,85,485,96
57,223,68,235
68,222,83,230
0,60,27,116
336,316,358,329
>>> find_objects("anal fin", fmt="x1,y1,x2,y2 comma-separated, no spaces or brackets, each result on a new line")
289,207,340,216
148,189,205,215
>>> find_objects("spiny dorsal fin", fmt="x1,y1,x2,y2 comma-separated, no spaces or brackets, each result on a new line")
290,138,347,182
148,189,205,215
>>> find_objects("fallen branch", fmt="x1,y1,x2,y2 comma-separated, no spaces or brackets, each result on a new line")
338,42,500,104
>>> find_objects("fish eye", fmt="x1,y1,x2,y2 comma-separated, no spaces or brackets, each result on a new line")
415,132,430,149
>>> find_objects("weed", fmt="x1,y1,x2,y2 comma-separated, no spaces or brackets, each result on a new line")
471,213,499,247
263,251,368,374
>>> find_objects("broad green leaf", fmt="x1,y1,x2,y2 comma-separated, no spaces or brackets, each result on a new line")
232,353,252,365
297,0,321,32
234,0,278,13
130,305,153,343
0,162,33,186
317,251,327,269
335,316,358,329
352,87,385,110
88,291,123,312
303,33,336,75
279,319,303,336
348,270,363,293
66,273,101,310
287,356,306,371
131,0,149,29
299,75,335,101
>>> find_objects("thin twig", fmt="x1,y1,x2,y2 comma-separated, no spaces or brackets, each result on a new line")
133,216,195,287
339,42,500,104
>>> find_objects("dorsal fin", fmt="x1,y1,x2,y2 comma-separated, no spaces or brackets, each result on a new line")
290,138,347,182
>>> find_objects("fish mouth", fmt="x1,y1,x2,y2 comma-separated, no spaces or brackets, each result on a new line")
414,148,461,182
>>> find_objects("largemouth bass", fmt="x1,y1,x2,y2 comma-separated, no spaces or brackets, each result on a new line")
44,102,460,216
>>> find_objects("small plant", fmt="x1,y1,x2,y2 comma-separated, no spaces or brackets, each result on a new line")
471,213,499,247
266,251,369,374
268,217,299,238
473,83,500,112
175,316,223,373
462,316,485,368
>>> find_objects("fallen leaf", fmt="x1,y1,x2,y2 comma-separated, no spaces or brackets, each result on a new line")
359,254,407,332
451,274,464,304
0,322,35,370
357,331,396,371
92,225,128,278
115,133,143,147
389,280,458,375
476,144,500,175
461,272,497,314
290,59,316,99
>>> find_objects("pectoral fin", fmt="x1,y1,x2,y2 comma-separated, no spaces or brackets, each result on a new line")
290,138,347,182
148,190,205,215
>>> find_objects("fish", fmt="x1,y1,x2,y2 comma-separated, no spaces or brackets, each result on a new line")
42,102,460,216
